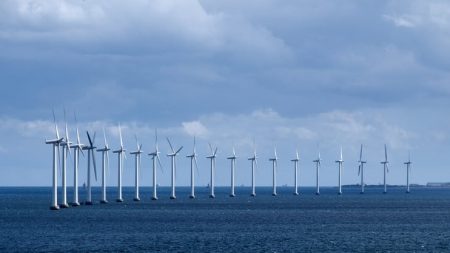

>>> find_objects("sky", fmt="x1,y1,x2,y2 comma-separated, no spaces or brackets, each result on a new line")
1,0,450,187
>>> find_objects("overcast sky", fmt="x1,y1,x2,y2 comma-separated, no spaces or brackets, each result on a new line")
1,0,450,188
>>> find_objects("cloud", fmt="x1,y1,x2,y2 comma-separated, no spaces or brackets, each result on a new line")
182,121,209,138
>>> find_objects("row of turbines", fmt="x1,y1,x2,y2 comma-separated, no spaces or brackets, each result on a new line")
45,112,413,210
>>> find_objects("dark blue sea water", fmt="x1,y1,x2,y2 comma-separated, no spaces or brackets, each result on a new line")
1,186,450,252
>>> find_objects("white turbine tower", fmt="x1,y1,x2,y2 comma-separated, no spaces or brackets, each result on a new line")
97,128,110,204
291,150,300,195
313,152,321,195
248,146,258,197
59,110,71,208
227,147,237,197
358,144,367,194
70,114,84,207
206,143,218,198
405,152,412,193
186,137,200,199
335,147,344,195
148,129,164,200
269,148,278,196
167,138,183,199
45,110,64,210
130,135,143,201
82,131,97,205
113,124,126,202
381,144,389,194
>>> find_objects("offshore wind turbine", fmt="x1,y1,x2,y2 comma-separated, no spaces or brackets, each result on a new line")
313,152,321,195
96,128,110,204
167,138,183,199
148,129,164,200
291,150,300,195
248,145,258,197
45,110,64,210
269,148,278,196
69,114,84,207
113,124,126,202
186,137,199,199
335,147,344,195
405,152,412,193
358,144,367,194
130,135,143,201
59,111,72,208
206,143,218,198
227,147,237,197
82,131,97,205
381,144,389,194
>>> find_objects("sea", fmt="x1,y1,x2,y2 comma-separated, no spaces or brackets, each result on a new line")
1,186,450,252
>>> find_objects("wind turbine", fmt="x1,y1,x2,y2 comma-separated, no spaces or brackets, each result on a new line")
167,138,183,199
45,110,64,210
313,152,321,195
269,148,278,196
206,143,218,198
59,110,72,208
130,135,143,201
82,131,97,205
405,152,412,193
381,144,389,194
227,147,237,197
291,150,300,195
148,129,164,200
248,144,258,197
69,113,84,207
97,128,110,204
358,144,367,194
335,147,344,195
113,124,126,202
186,137,199,199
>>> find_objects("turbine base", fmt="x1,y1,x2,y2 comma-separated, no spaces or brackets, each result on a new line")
315,192,320,196
360,192,364,194
133,198,141,201
293,192,299,196
406,191,410,194
59,203,69,208
151,197,158,200
170,196,176,200
100,200,108,204
229,194,236,197
272,193,277,196
209,195,215,198
50,205,60,210
250,193,256,197
383,191,387,194
338,192,342,195
116,199,124,203
70,202,80,207
85,201,93,205
189,195,195,199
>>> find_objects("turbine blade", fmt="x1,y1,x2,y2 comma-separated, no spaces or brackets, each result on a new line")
360,144,363,161
157,155,164,174
87,131,93,147
340,146,343,161
358,165,361,176
233,147,236,157
214,147,218,156
92,150,97,181
135,134,139,150
209,142,213,154
385,144,388,162
103,127,108,147
119,124,123,148
175,146,183,154
194,156,200,177
166,138,175,153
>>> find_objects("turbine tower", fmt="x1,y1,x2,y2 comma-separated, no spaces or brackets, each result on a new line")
381,144,389,194
248,146,258,197
167,138,183,199
130,135,143,201
97,128,110,204
186,137,199,199
59,111,72,208
313,152,321,195
335,147,344,195
206,143,218,198
113,124,126,202
227,147,237,197
291,150,300,195
69,114,84,207
82,131,97,205
269,148,278,196
358,144,367,194
405,152,412,193
148,129,163,200
45,110,64,210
